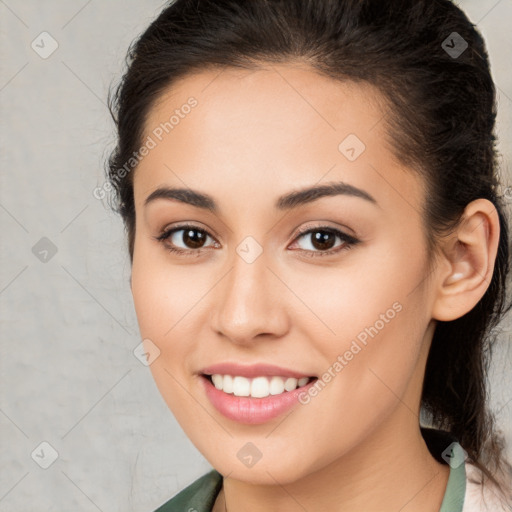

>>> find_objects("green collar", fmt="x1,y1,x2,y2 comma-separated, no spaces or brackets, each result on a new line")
154,432,466,511
439,441,466,512
154,469,222,512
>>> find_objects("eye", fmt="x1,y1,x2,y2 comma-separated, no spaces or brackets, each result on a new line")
154,224,218,255
154,223,360,258
289,226,360,257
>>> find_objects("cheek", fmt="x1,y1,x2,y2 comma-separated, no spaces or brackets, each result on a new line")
285,233,427,350
130,242,208,380
130,258,200,422
130,244,199,340
296,237,429,415
131,266,168,340
288,294,427,478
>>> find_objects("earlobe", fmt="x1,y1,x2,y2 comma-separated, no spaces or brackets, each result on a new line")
431,199,500,321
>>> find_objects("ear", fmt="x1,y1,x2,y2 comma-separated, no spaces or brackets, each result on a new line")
431,198,500,321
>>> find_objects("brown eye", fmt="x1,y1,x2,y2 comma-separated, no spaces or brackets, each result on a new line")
155,225,217,254
155,224,359,258
290,226,360,258
179,228,208,249
309,231,337,251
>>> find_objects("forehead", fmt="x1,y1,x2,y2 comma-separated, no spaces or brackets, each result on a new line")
134,63,424,217
143,62,387,147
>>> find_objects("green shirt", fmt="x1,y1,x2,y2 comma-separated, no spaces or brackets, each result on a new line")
154,428,467,512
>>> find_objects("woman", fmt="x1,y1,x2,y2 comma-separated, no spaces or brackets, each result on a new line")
105,0,512,510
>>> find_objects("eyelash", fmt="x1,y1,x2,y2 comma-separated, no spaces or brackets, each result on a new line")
154,223,360,258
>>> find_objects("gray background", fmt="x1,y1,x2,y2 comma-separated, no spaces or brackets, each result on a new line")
0,1,511,510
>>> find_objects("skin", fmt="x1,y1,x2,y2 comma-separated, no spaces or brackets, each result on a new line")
129,62,499,512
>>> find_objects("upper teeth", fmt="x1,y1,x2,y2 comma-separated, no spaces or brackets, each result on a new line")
210,375,311,398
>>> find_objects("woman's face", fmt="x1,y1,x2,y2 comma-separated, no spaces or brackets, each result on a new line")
130,63,437,484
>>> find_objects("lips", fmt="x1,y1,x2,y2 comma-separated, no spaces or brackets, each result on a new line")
198,362,318,424
200,373,318,424
199,362,315,379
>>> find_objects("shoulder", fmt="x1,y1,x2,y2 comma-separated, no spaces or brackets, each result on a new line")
153,469,223,512
463,461,512,512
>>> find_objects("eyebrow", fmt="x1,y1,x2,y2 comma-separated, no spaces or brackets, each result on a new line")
144,181,378,212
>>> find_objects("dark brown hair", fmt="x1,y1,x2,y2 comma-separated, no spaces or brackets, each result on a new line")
106,0,512,501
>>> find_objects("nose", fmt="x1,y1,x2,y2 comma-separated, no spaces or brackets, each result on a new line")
209,248,290,345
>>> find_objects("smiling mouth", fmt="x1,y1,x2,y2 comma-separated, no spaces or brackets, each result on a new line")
201,373,318,399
